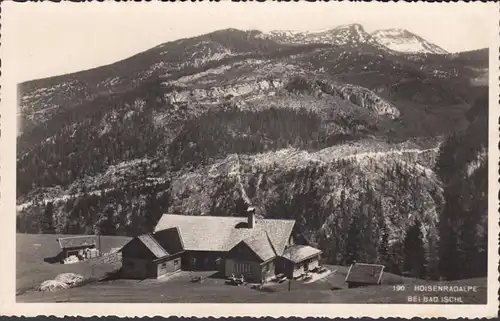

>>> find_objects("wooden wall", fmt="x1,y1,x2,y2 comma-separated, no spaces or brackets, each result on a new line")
155,254,182,278
121,257,151,279
182,251,225,271
225,258,262,282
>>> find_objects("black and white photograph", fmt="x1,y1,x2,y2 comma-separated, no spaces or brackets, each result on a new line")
2,1,498,318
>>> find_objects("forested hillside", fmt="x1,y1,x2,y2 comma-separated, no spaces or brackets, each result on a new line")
436,96,488,280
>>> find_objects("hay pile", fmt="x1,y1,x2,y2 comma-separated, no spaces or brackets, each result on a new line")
63,255,80,264
37,280,69,292
92,251,122,264
55,273,85,286
103,252,122,264
37,273,86,292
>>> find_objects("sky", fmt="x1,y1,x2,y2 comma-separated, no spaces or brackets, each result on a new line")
3,1,495,83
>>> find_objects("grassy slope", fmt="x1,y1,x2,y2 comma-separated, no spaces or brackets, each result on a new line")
17,234,486,304
16,233,131,294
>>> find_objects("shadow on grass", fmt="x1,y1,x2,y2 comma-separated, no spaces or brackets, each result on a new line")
207,271,226,280
43,252,64,264
252,285,277,293
98,268,123,282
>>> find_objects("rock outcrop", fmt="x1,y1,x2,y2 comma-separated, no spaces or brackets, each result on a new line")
317,81,400,119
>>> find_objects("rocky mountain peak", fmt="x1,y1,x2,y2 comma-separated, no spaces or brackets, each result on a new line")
327,23,372,45
258,23,378,48
370,28,448,55
331,23,366,34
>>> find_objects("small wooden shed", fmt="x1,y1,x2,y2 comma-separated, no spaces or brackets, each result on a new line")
225,231,277,283
57,235,98,260
345,262,385,288
121,229,184,279
276,245,323,279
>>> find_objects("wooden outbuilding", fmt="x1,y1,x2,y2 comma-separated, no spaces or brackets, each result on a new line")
121,228,184,279
276,245,323,279
345,262,385,288
57,235,98,260
225,231,277,283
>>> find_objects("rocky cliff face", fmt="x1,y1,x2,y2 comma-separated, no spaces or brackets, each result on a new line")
317,81,401,119
164,78,285,104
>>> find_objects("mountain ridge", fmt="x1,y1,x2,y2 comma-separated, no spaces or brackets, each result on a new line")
19,24,485,88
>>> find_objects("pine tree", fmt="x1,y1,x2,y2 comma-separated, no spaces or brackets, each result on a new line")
344,218,359,265
146,193,162,232
378,219,390,267
39,202,56,234
99,206,116,236
344,212,364,265
438,197,461,280
426,227,439,280
439,226,460,280
403,219,427,278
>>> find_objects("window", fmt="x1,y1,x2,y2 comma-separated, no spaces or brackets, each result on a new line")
235,262,251,274
174,259,180,269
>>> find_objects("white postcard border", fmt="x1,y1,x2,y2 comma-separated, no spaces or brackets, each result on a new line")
0,1,498,318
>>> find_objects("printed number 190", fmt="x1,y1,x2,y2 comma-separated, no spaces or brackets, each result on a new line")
393,285,406,291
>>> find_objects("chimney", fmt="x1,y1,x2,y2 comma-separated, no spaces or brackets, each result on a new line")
246,206,256,229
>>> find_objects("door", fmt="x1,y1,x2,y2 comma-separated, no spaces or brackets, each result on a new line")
67,250,79,258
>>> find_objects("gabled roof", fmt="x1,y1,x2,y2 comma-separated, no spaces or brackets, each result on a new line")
239,231,277,262
153,227,184,255
282,245,322,263
57,235,97,249
137,234,169,259
345,263,385,285
154,214,295,255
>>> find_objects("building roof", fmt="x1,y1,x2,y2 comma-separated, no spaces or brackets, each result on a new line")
137,234,169,259
57,235,97,249
282,245,323,263
345,263,385,285
153,227,184,255
240,231,277,262
154,214,295,255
